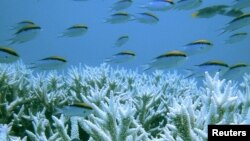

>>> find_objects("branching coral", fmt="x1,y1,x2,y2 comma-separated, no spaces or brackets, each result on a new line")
79,93,148,141
0,62,250,141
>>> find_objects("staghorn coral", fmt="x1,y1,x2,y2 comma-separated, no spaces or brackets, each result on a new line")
0,62,250,140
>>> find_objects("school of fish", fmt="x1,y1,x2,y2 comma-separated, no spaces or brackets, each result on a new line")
1,0,250,81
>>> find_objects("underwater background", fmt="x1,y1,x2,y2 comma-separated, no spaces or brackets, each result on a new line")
1,0,250,141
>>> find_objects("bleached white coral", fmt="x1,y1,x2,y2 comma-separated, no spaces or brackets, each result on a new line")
0,124,9,141
78,93,149,141
0,62,250,141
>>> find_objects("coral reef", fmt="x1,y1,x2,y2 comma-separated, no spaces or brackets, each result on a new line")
0,62,250,141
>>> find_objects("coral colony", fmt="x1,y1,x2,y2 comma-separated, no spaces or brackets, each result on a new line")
0,62,250,141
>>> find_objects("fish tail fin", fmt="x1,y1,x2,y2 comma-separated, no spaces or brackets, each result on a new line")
184,73,195,79
216,26,228,36
6,38,15,46
141,64,151,72
143,68,151,72
183,68,195,79
218,29,227,36
129,15,136,22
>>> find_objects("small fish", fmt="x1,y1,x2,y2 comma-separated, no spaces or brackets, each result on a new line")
220,13,250,34
104,12,133,24
71,138,81,141
225,32,247,44
175,0,202,10
30,56,67,70
105,51,136,63
11,20,35,30
140,0,174,11
110,0,132,11
144,50,187,71
115,35,129,47
135,12,159,24
185,60,229,78
8,24,41,45
192,5,228,18
182,39,213,56
196,61,229,68
193,5,243,18
59,24,88,37
222,63,249,80
56,102,93,117
232,0,250,9
0,46,20,63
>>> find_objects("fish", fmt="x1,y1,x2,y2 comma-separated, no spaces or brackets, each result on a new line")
30,56,67,70
110,0,132,11
135,12,159,24
71,138,81,141
140,0,174,11
0,46,20,63
185,60,229,78
8,24,41,45
194,5,243,18
232,0,250,9
104,12,133,24
225,32,248,44
182,39,213,56
105,51,136,64
174,0,202,10
115,35,129,47
222,63,249,80
59,24,88,37
144,50,187,71
220,13,250,34
56,102,93,118
192,5,228,18
10,20,35,30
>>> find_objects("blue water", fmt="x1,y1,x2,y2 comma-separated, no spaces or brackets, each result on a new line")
0,0,249,72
